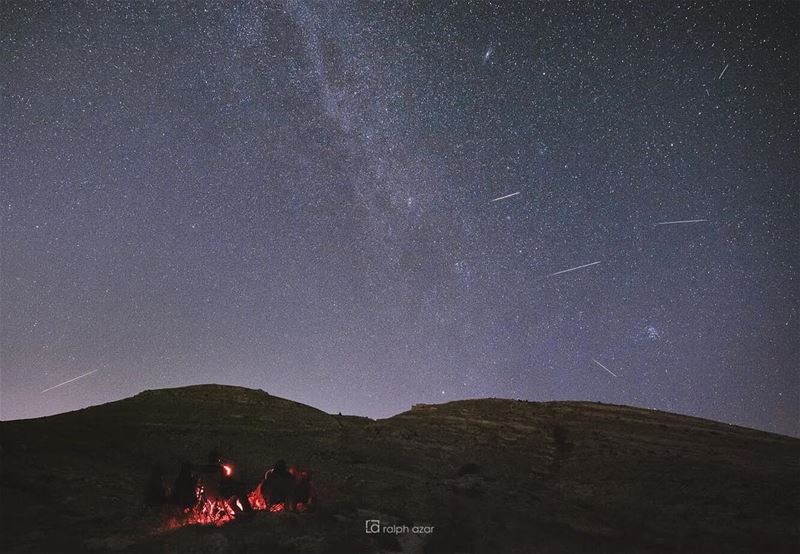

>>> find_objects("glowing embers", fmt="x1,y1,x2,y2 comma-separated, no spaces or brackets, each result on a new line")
247,484,267,511
166,469,310,529
165,484,240,528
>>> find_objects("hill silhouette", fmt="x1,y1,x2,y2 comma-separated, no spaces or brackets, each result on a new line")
1,384,797,553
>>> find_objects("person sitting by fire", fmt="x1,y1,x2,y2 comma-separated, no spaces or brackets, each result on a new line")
170,461,200,510
199,448,252,514
292,469,315,511
262,459,295,509
198,449,226,497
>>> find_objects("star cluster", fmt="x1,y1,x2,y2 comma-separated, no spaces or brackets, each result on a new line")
1,1,797,436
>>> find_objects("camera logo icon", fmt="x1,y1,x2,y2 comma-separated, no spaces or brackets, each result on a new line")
365,520,381,534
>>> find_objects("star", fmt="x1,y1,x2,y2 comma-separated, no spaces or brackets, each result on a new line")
0,0,795,437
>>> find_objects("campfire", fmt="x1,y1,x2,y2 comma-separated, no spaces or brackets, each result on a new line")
161,461,312,529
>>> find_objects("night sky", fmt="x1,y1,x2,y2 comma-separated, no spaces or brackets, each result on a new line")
2,1,797,437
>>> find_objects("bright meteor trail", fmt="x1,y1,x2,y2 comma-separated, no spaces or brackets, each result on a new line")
654,219,709,226
547,261,601,277
490,191,521,202
41,369,99,393
0,0,794,437
592,359,618,378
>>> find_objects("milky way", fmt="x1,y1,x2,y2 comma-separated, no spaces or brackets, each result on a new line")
1,1,797,436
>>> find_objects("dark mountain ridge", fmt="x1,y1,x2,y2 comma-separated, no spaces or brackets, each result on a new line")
1,384,797,553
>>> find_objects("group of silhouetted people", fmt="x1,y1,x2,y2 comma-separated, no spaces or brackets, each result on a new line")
144,450,315,516
260,459,315,510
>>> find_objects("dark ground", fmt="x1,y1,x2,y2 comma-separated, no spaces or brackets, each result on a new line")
0,384,797,553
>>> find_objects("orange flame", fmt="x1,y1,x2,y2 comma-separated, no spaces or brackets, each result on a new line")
163,466,311,530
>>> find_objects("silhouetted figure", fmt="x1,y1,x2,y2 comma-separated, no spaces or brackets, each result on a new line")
201,448,253,514
144,464,167,508
208,448,223,465
170,462,199,510
219,461,253,514
199,449,225,497
293,470,315,510
262,459,295,506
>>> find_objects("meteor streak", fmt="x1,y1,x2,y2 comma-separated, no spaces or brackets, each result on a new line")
490,191,521,202
654,219,708,226
547,261,601,277
718,63,729,80
41,369,99,393
592,359,618,378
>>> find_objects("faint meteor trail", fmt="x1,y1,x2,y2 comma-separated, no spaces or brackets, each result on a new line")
41,369,99,393
592,359,618,378
654,219,708,226
718,63,729,80
490,191,520,202
547,260,601,277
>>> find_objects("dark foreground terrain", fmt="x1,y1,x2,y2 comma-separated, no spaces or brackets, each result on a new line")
1,384,797,553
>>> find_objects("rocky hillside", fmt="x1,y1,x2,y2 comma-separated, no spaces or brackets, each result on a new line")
1,385,797,553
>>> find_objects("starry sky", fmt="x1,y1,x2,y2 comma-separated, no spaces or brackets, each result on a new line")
1,1,797,436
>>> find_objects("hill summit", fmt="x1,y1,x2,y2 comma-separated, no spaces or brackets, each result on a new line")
1,384,797,553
